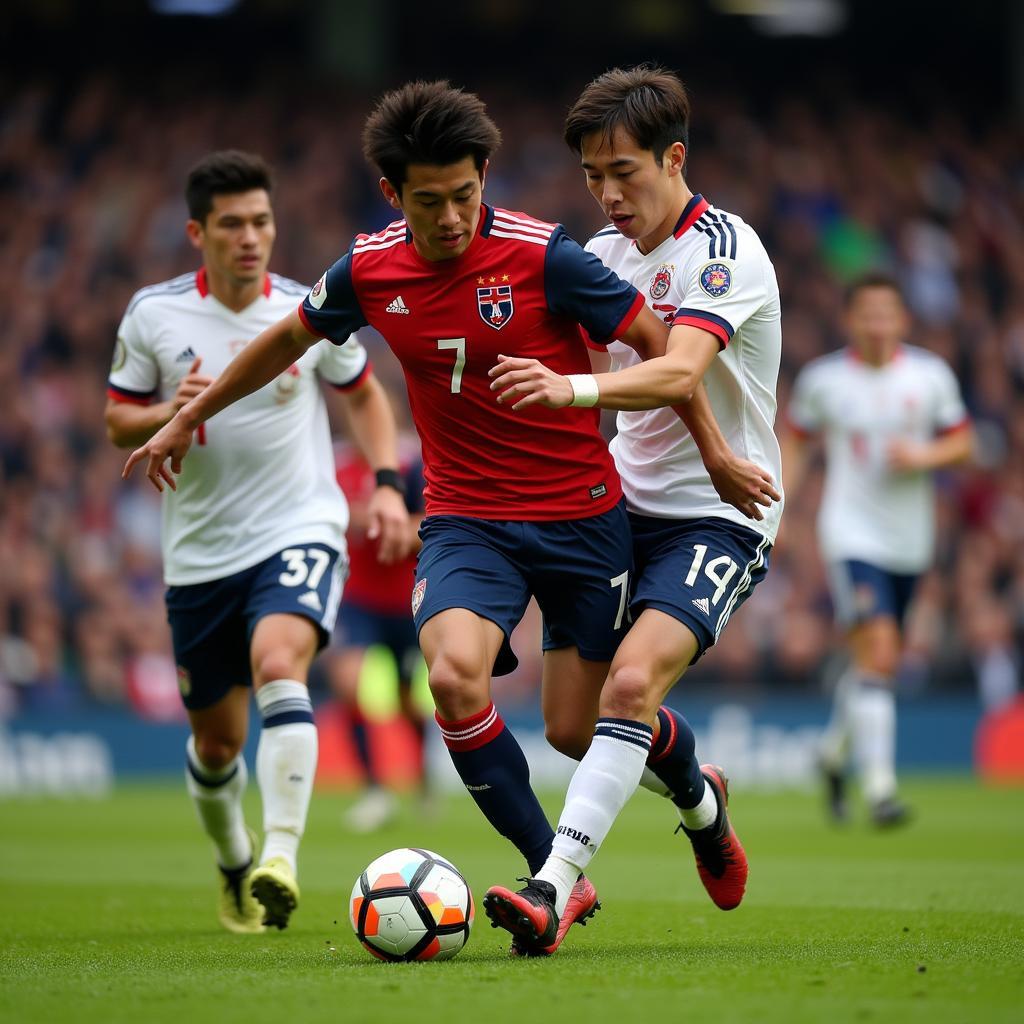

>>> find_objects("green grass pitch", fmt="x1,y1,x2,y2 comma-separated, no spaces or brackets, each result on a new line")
2,778,1022,1024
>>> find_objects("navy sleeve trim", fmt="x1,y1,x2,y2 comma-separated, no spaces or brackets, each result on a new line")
672,307,735,347
544,226,640,342
299,241,368,344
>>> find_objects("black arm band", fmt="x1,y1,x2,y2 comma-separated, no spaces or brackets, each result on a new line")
374,468,404,493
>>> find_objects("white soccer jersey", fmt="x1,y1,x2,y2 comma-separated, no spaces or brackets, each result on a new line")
109,269,369,586
587,194,784,541
787,344,969,573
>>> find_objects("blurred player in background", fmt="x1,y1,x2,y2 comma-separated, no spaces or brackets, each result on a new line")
122,82,768,948
106,151,410,933
783,273,973,826
329,437,427,832
484,65,782,953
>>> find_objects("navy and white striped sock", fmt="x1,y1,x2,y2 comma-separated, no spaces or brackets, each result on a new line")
255,679,317,873
539,717,653,915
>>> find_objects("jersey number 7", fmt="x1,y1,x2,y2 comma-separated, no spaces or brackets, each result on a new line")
437,338,466,394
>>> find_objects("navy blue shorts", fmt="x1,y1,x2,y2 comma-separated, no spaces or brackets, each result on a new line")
413,501,633,676
166,544,346,711
826,559,920,628
629,514,771,662
334,601,420,683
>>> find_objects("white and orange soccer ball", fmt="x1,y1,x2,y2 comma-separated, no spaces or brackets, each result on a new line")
349,848,474,962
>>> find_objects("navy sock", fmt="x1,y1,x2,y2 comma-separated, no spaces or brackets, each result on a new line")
436,703,554,874
349,708,376,785
647,705,706,809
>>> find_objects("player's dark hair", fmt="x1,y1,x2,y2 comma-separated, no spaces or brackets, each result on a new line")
844,271,906,307
564,65,690,163
185,150,274,223
362,80,502,192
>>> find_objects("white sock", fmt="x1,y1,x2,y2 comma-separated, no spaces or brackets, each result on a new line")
533,857,581,917
679,781,718,831
820,669,857,770
849,679,897,804
541,719,653,916
255,679,318,874
185,735,252,870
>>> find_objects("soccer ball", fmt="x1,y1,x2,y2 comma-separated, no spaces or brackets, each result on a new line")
349,847,474,962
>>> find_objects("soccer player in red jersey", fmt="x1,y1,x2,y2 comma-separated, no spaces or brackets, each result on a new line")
124,81,767,943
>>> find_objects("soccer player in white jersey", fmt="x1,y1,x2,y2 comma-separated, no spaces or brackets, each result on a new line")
482,66,783,953
105,151,410,933
783,273,972,827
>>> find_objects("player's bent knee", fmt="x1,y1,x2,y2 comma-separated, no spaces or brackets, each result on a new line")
427,655,490,719
194,734,243,770
601,663,657,722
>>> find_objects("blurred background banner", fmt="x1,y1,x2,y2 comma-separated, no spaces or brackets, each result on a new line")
2,0,1023,780
0,695,989,797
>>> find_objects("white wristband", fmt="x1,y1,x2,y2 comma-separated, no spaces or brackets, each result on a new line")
567,373,600,408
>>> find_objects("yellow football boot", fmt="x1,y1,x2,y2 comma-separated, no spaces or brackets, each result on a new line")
249,856,300,930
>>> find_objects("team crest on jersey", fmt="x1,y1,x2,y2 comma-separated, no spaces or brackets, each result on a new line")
411,578,427,617
699,262,732,298
650,264,674,300
477,285,514,330
309,273,328,310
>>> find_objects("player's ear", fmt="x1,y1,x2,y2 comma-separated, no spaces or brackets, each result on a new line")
185,219,204,252
479,158,489,192
665,142,686,178
380,177,402,211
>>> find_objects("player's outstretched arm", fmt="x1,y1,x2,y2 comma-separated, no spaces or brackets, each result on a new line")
122,310,318,492
489,318,715,412
338,373,412,565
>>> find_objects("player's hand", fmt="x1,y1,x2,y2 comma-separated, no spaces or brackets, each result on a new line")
171,356,214,411
367,485,411,565
122,412,196,492
488,355,574,410
707,454,781,521
887,439,928,472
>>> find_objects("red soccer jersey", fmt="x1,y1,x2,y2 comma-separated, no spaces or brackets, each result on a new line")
299,206,644,520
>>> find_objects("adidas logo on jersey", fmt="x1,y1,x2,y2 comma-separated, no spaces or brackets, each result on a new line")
691,597,711,616
297,591,323,613
386,295,410,315
175,346,197,362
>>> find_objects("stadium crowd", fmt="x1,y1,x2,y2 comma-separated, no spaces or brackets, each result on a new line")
2,70,1022,718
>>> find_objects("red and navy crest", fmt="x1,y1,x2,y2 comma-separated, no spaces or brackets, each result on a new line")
477,285,514,331
650,265,673,300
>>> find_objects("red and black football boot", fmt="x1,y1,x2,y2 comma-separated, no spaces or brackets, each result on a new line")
679,764,748,911
506,875,601,957
484,877,558,953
